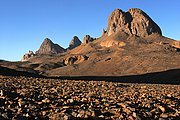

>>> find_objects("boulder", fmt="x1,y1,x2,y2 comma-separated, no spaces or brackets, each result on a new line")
64,55,88,65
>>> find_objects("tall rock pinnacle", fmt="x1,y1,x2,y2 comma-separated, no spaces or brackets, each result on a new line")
106,8,162,37
68,36,82,50
36,38,65,54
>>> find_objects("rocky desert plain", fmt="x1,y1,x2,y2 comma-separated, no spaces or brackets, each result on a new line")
0,8,180,119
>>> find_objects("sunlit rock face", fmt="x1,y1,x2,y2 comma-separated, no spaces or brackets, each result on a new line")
36,38,65,54
107,8,162,37
21,50,34,61
68,36,82,50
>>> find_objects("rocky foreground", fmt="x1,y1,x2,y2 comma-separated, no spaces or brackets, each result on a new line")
0,76,179,120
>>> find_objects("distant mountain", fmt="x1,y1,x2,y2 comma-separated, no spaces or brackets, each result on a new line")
2,8,180,79
36,38,65,54
68,36,82,50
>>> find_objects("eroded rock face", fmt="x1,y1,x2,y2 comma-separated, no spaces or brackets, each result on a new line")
83,35,94,44
102,29,107,36
68,36,82,50
21,50,34,61
64,55,88,65
107,8,162,37
36,38,65,54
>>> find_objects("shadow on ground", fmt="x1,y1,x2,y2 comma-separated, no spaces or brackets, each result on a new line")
52,69,180,85
0,66,42,77
0,66,179,84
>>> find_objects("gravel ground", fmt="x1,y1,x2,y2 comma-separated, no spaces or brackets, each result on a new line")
0,75,180,120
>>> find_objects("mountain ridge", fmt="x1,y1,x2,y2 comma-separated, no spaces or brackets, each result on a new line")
1,8,179,78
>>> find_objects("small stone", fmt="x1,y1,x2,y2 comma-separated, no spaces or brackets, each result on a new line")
160,113,168,118
124,108,132,115
42,98,50,103
141,86,147,89
42,111,46,116
63,106,70,109
18,100,26,107
167,94,171,97
38,102,43,104
67,99,74,103
132,112,136,118
64,115,69,120
98,115,104,118
0,90,3,96
2,113,9,119
128,115,134,120
118,103,127,108
72,112,77,117
158,106,165,113
128,107,135,112
77,114,82,118
26,113,30,117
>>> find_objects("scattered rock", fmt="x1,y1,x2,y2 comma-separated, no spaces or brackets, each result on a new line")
0,76,179,119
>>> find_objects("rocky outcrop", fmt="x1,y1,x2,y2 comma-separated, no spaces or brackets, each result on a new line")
102,29,107,36
21,50,34,61
64,55,88,65
36,38,65,54
173,41,180,48
83,35,95,44
68,36,82,50
107,8,162,37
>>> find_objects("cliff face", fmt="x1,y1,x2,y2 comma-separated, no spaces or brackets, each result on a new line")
107,8,162,37
68,36,82,50
21,50,34,62
36,38,65,54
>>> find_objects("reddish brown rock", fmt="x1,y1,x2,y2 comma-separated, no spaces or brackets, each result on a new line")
21,50,34,61
83,35,94,44
107,8,162,37
68,36,82,50
102,29,107,36
36,38,65,54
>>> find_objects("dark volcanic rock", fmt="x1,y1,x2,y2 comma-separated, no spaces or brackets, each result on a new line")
36,38,65,54
68,36,82,50
107,8,162,37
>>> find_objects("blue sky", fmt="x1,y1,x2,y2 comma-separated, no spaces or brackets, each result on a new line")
0,0,179,61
